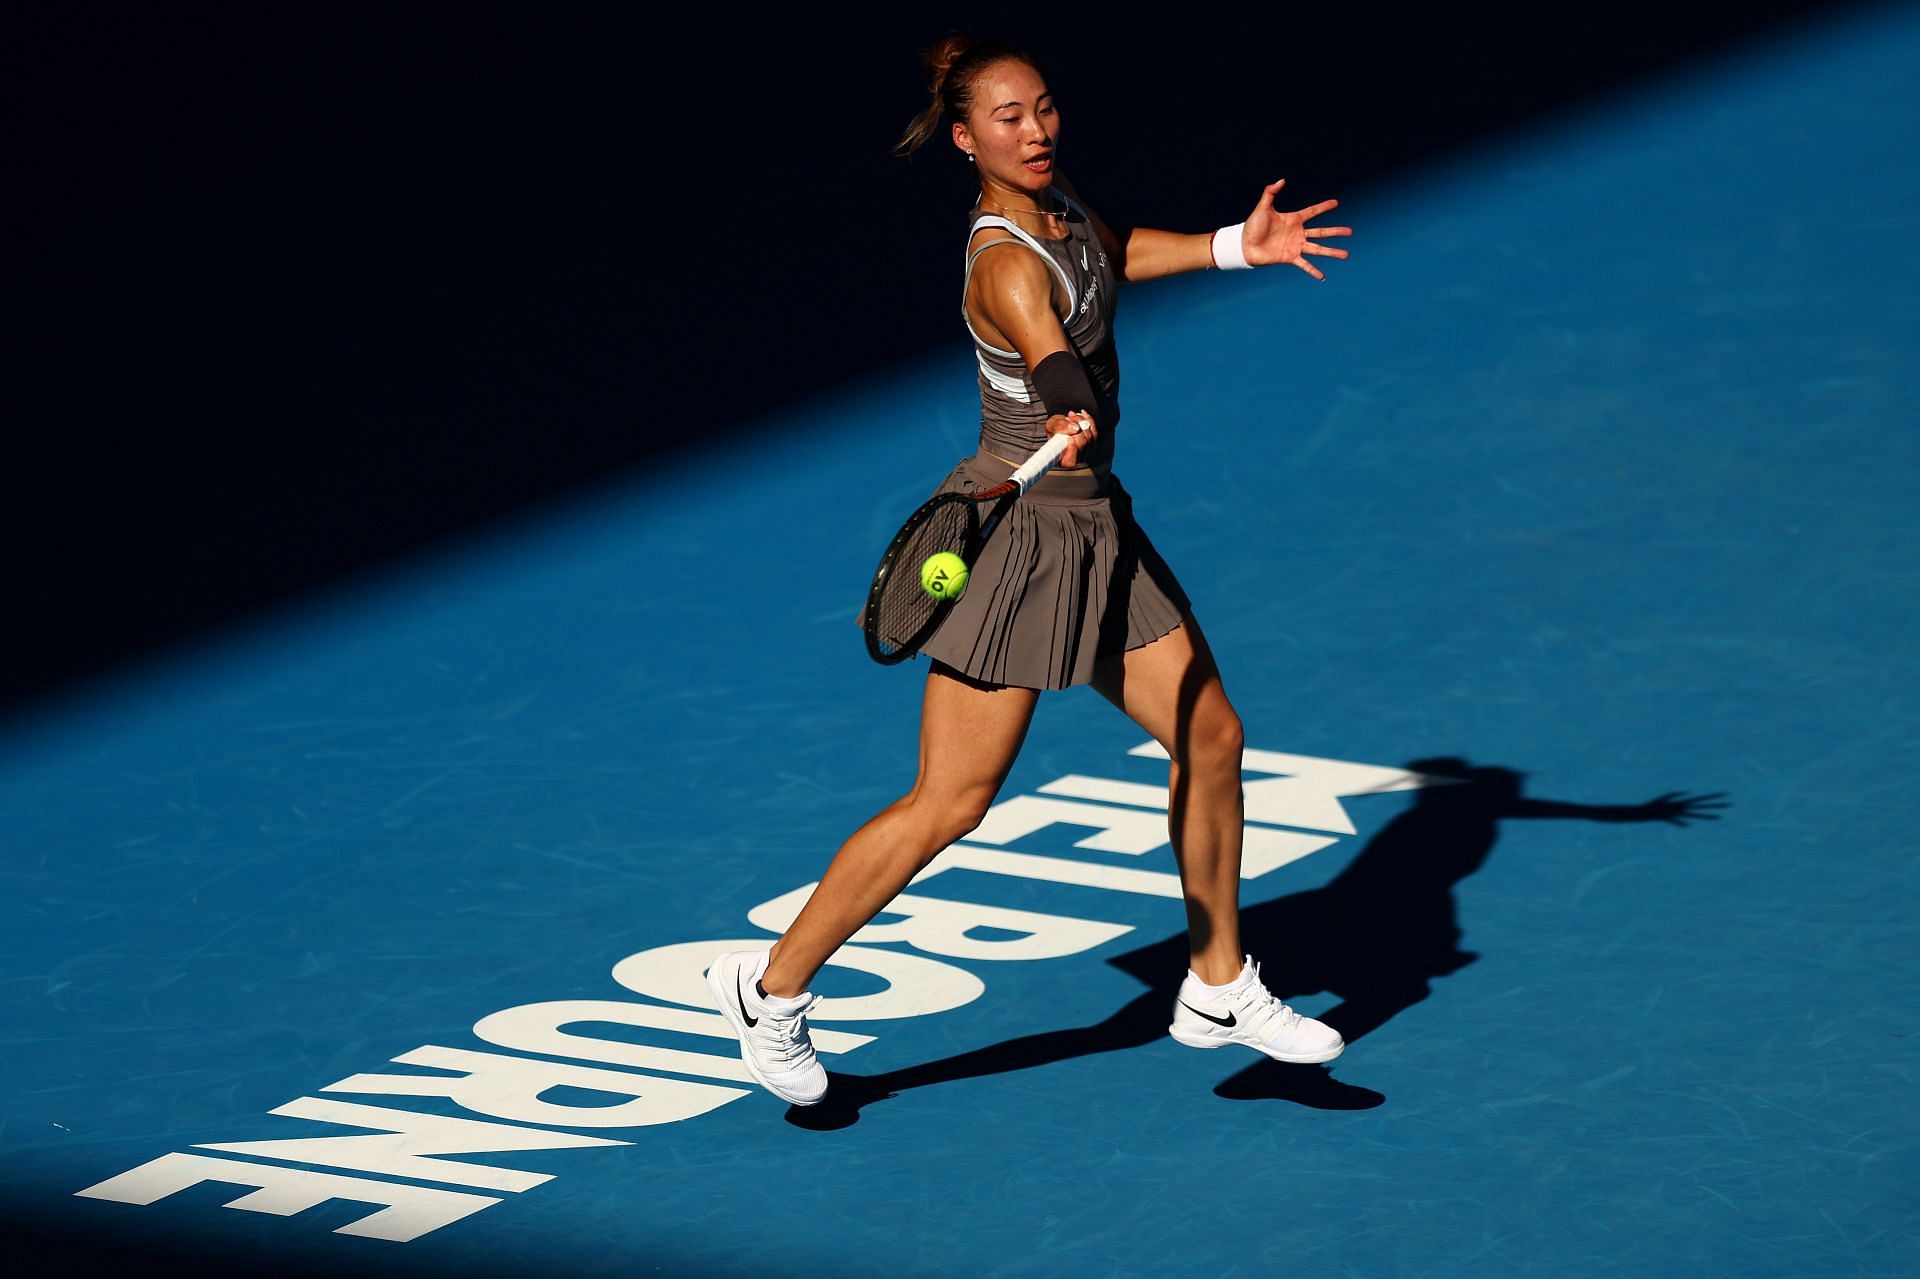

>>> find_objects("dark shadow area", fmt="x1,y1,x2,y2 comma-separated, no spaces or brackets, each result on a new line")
0,1216,433,1279
0,1212,747,1279
787,761,1723,1129
6,2,1859,716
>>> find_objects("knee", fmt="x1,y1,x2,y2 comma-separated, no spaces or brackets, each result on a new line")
916,782,1000,848
1177,702,1244,773
1216,706,1246,761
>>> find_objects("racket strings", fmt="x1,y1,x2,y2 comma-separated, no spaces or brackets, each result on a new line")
873,501,972,655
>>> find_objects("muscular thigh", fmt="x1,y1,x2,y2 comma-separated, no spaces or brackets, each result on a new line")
1090,618,1237,759
914,661,1042,802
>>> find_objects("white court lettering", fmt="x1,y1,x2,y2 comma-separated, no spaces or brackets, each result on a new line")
75,1152,499,1243
322,1044,747,1127
913,845,1186,898
75,743,1427,1244
611,937,984,1022
472,998,873,1079
963,794,1173,854
1034,776,1339,875
1131,741,1442,835
749,884,1132,961
199,1096,625,1192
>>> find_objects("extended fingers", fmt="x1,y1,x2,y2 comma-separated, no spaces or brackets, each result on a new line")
1297,198,1340,221
1305,226,1353,238
1303,243,1350,259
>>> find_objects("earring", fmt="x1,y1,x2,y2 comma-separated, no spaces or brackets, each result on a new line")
966,152,975,163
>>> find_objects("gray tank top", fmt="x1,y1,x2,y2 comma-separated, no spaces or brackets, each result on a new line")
963,192,1120,473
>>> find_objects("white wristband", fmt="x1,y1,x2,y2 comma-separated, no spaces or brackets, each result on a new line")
1210,221,1252,270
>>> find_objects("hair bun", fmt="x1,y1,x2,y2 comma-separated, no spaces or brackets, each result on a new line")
923,34,976,91
895,35,1035,160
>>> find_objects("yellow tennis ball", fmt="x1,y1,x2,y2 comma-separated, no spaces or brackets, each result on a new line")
920,551,970,600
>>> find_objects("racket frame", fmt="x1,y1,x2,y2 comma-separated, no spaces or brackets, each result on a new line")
861,433,1075,666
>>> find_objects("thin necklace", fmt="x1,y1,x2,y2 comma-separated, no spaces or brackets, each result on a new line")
982,194,1065,220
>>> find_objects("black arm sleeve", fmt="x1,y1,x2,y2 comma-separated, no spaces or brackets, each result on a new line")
1031,349,1100,419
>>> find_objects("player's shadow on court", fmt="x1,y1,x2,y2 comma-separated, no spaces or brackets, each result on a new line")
787,760,1723,1130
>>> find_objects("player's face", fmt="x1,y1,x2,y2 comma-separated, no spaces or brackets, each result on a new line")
953,60,1059,196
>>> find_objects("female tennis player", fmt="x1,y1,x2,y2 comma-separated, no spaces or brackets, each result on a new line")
710,36,1352,1106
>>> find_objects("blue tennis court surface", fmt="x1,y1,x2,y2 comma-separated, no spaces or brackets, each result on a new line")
7,9,1917,1275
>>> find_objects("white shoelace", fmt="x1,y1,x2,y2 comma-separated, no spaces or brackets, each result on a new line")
1238,962,1302,1029
754,995,822,1066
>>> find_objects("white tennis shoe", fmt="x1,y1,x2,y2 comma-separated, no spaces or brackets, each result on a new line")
1169,956,1345,1064
707,950,829,1107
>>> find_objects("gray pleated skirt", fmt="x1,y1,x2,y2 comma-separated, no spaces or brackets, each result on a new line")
917,453,1191,691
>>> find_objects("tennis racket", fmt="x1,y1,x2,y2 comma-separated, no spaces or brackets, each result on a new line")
862,430,1077,665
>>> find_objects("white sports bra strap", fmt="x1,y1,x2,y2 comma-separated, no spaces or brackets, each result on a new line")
963,215,1077,313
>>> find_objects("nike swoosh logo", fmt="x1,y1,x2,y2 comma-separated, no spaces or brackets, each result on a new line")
735,972,758,1028
1179,1000,1236,1028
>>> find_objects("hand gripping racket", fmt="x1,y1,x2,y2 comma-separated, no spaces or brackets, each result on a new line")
862,431,1075,665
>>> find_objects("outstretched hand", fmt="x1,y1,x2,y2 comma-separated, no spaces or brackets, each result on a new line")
1629,792,1729,826
1242,179,1352,279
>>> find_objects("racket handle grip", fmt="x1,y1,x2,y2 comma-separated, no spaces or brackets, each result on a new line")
1009,431,1075,494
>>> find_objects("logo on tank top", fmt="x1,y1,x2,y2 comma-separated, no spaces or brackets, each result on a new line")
1079,278,1099,317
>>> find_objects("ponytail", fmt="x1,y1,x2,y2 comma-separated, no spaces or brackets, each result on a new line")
893,35,1039,159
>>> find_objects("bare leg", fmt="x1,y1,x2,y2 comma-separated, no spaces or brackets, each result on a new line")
1091,618,1247,985
761,664,1039,997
